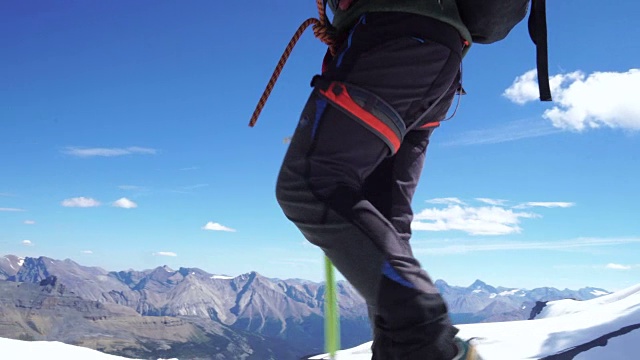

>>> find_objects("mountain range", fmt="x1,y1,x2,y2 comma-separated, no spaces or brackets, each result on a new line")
0,254,610,359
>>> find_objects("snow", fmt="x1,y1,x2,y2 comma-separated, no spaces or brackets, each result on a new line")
3,256,25,270
573,328,640,360
591,289,610,297
211,275,234,280
0,337,151,359
312,284,640,360
498,289,521,296
537,284,640,319
489,293,497,299
472,289,482,293
309,342,373,360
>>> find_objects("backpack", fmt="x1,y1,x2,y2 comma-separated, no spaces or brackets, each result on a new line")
456,0,552,101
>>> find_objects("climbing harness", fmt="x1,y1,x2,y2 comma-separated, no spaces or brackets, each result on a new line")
248,0,337,127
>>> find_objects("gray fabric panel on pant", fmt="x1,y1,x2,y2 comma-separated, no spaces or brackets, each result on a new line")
276,92,386,306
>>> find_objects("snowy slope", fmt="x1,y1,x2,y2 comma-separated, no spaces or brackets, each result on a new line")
311,284,640,360
0,337,142,359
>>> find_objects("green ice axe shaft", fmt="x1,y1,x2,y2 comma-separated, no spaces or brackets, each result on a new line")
324,256,340,358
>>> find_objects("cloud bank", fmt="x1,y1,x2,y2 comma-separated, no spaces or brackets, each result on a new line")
413,205,538,236
61,197,101,208
475,198,508,206
153,252,177,257
62,146,157,157
415,237,640,255
605,263,636,270
514,202,575,209
442,118,563,147
412,197,574,236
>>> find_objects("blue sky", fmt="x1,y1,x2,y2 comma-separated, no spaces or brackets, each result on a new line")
1,1,639,291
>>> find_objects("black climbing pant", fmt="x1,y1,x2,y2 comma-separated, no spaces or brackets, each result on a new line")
276,12,463,360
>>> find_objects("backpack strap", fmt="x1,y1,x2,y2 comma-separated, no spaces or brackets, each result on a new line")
528,0,552,101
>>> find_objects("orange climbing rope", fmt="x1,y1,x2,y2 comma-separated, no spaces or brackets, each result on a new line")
248,0,337,127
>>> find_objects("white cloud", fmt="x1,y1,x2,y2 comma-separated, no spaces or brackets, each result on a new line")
22,240,33,246
0,208,25,212
504,68,640,131
413,198,574,235
514,202,575,209
24,220,36,225
605,263,633,270
62,146,158,157
504,69,583,105
202,222,236,232
81,250,93,254
171,184,209,194
476,198,508,206
153,252,177,257
112,198,137,209
61,197,101,208
426,198,466,206
181,184,209,190
442,119,562,147
415,237,640,255
412,205,538,236
503,69,539,104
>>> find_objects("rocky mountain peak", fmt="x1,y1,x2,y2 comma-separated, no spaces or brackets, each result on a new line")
11,256,53,283
470,279,488,288
469,279,498,293
0,254,25,279
434,279,449,287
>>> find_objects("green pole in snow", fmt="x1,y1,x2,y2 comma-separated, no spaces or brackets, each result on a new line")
324,256,340,358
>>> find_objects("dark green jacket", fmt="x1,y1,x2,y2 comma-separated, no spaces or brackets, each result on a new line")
329,0,472,48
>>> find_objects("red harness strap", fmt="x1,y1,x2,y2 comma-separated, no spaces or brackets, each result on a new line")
318,82,402,154
419,121,441,130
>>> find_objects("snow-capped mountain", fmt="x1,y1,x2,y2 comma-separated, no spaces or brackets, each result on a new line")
0,254,24,279
309,284,640,359
1,255,370,359
0,254,614,359
435,279,608,323
3,282,637,360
